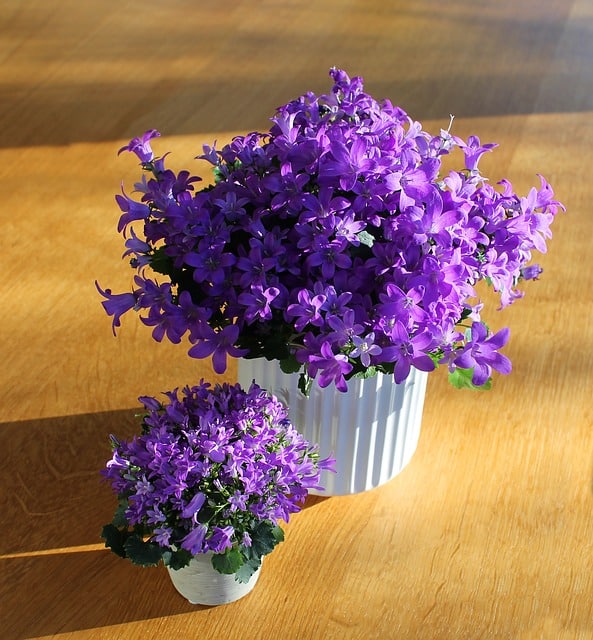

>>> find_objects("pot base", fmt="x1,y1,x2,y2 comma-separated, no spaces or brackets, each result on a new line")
167,554,262,606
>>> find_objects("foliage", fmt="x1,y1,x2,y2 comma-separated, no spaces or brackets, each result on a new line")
102,381,334,582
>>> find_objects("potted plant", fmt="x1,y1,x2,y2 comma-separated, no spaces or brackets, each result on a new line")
101,380,334,605
97,68,563,494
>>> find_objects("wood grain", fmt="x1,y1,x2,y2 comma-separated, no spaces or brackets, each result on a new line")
1,1,592,638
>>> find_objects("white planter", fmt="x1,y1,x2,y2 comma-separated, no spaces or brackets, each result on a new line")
237,358,428,496
167,553,261,605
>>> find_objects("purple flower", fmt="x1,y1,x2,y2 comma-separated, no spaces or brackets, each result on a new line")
242,532,252,547
115,188,151,233
456,135,497,171
381,322,436,384
307,341,353,391
320,138,374,190
299,188,350,223
178,291,211,341
118,129,160,163
521,264,543,281
122,227,151,267
140,303,185,344
350,333,382,368
390,158,440,210
197,141,220,166
453,322,512,386
207,526,235,554
183,247,236,284
376,284,427,331
229,491,249,512
188,324,248,374
326,309,364,346
133,277,172,310
181,523,208,555
306,238,352,279
213,191,250,222
181,492,206,519
95,281,137,335
321,287,353,317
237,285,280,323
99,69,563,390
236,243,279,289
102,382,335,571
153,526,173,547
286,290,326,332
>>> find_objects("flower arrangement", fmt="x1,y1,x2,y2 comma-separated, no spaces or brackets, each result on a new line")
101,381,334,582
97,68,563,393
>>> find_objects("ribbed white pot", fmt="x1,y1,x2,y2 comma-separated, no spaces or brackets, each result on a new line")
237,358,428,496
167,553,261,606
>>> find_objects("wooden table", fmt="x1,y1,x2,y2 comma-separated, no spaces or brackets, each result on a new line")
1,1,592,638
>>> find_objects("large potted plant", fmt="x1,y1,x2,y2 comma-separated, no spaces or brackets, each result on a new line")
97,68,563,494
101,381,334,605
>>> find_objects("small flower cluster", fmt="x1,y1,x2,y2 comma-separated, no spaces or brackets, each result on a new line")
102,381,334,580
97,68,563,391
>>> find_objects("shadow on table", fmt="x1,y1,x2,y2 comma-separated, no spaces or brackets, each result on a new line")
2,0,591,150
0,409,334,639
0,548,203,640
0,410,141,557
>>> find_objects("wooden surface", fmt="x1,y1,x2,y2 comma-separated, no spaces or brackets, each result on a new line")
1,1,592,638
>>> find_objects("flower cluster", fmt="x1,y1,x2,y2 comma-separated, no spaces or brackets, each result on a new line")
97,68,563,391
101,381,334,581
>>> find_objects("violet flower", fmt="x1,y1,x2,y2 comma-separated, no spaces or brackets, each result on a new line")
453,323,512,386
102,381,335,580
118,129,160,162
98,68,564,391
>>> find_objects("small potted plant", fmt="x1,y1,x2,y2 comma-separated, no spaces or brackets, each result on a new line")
97,68,563,494
101,380,334,605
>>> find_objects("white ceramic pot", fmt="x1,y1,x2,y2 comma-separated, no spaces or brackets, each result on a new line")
167,553,262,606
237,358,428,496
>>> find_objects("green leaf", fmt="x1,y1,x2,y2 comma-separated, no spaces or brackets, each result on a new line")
298,373,313,397
211,547,244,575
428,351,442,367
260,332,291,361
162,547,193,571
123,535,163,567
271,524,285,544
149,246,175,277
448,367,492,391
112,499,129,528
480,378,492,391
352,366,378,380
459,308,473,322
251,521,284,558
279,355,302,374
101,524,129,559
234,558,261,584
357,230,375,247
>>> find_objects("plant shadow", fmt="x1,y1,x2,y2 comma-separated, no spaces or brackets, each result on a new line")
302,494,331,511
0,410,142,557
0,409,210,638
0,550,201,640
0,409,332,639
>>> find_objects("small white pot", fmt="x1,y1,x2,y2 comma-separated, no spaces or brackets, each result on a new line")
167,553,262,606
238,358,428,495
